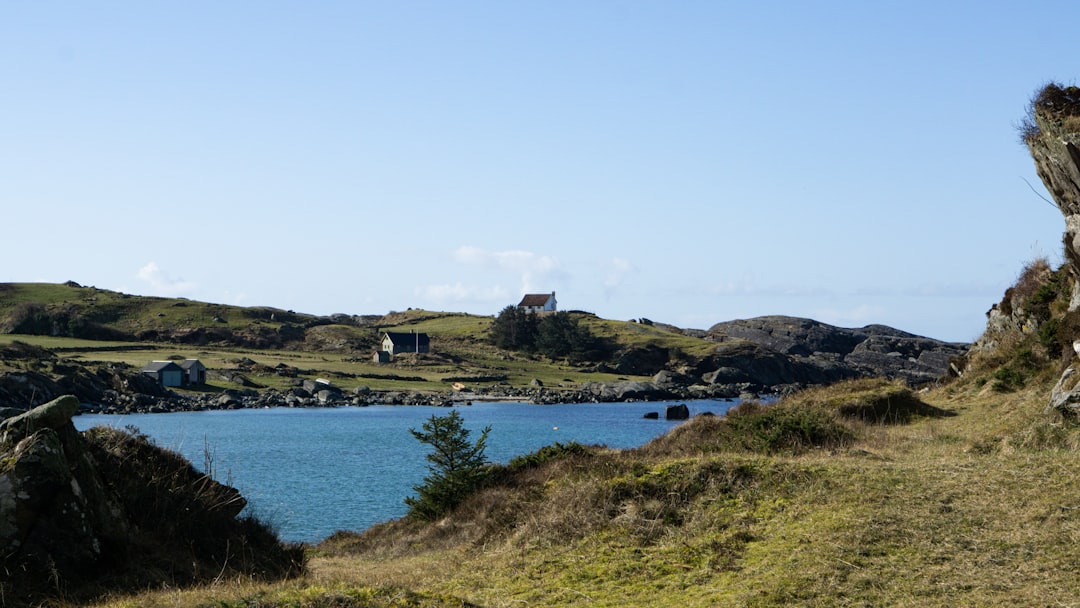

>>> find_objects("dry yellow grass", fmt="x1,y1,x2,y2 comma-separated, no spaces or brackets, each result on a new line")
67,369,1080,608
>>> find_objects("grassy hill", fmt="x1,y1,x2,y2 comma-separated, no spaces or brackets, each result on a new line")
0,283,745,398
56,261,1080,607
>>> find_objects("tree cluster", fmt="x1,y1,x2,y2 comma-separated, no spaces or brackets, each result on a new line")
487,307,607,362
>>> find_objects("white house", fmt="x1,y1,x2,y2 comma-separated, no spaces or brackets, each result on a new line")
517,292,557,313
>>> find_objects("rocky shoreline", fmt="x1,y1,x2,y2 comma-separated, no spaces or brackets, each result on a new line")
76,375,760,415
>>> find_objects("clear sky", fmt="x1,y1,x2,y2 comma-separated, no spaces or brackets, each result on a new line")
2,2,1075,343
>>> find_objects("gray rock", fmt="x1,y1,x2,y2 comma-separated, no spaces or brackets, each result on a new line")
0,394,79,439
1050,366,1080,416
665,403,690,420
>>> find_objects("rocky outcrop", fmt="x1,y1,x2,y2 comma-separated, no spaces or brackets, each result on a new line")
1022,83,1080,414
705,316,967,387
0,395,303,605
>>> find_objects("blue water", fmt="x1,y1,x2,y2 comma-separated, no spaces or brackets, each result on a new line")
73,399,736,543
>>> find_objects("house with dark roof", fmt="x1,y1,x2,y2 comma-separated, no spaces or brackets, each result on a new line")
381,332,430,356
141,361,184,387
517,291,557,314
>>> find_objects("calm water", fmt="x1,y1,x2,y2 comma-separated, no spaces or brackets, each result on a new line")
73,399,737,543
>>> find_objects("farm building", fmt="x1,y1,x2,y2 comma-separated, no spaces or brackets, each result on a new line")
141,361,184,387
381,332,430,356
180,359,207,385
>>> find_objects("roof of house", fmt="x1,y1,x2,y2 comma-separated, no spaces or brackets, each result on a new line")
142,361,182,373
383,331,430,346
518,293,555,307
179,359,205,370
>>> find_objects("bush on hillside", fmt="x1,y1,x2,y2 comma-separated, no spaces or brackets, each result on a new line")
1019,81,1080,143
783,378,952,424
723,401,855,453
641,400,855,457
508,441,593,471
966,259,1074,390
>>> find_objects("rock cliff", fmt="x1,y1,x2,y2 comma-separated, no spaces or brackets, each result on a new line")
1022,83,1080,414
0,395,303,605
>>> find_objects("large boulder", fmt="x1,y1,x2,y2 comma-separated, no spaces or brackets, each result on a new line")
0,395,304,605
665,404,690,420
582,381,671,402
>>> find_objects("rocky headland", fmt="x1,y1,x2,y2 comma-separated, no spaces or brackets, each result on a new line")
0,395,304,605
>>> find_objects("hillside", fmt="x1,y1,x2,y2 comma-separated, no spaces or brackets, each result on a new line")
0,282,965,413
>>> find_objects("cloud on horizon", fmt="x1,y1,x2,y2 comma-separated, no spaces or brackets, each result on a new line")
416,282,511,305
135,262,196,296
452,245,563,294
603,257,636,297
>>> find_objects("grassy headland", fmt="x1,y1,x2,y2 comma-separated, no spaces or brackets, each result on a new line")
77,370,1080,607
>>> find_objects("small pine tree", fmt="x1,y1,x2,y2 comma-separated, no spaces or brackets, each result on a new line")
405,410,492,520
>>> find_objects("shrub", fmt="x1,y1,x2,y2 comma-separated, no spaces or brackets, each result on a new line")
642,401,855,457
508,441,592,471
723,401,855,454
1019,81,1080,144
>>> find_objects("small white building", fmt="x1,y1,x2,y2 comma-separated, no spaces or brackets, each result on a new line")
517,292,557,314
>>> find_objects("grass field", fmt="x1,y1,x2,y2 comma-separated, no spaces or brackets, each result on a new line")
0,329,638,395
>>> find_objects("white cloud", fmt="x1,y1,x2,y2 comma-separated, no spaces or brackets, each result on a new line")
135,262,197,296
452,245,562,293
416,282,510,304
604,257,636,293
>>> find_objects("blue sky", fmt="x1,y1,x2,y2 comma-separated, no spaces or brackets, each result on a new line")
1,2,1075,342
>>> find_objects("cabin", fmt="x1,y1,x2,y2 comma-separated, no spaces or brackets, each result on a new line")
517,291,557,314
141,361,184,387
179,359,207,385
372,350,391,363
381,331,431,356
